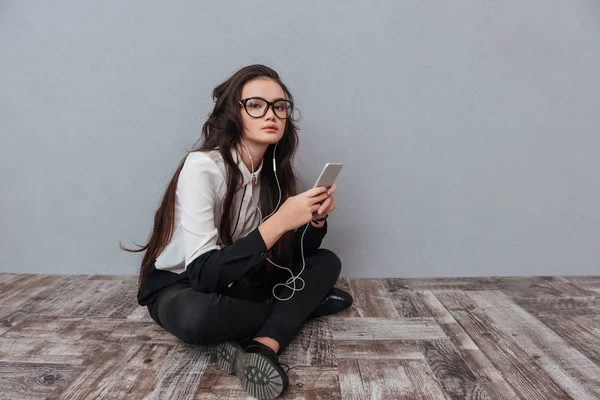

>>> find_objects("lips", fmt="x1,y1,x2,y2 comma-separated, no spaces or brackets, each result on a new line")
262,124,278,131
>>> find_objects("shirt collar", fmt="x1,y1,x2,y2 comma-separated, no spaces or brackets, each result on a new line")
232,147,263,186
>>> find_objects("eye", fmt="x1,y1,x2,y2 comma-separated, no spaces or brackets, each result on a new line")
247,100,265,109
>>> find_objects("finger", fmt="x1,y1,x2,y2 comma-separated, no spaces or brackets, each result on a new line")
306,186,328,197
327,184,337,195
310,192,330,205
317,198,331,215
320,197,335,216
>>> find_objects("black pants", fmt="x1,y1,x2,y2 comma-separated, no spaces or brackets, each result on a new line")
147,248,341,352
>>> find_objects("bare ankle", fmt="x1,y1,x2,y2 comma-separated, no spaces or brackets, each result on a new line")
253,337,280,353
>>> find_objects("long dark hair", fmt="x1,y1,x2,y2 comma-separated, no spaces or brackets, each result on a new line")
121,64,299,288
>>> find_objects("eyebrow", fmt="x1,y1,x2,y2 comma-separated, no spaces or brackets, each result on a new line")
245,96,287,102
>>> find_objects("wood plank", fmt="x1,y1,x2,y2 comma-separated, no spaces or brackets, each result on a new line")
24,275,132,318
563,276,600,290
0,306,31,336
383,279,433,318
0,361,83,400
126,306,153,322
280,317,336,367
47,343,175,400
281,367,342,399
0,273,39,295
397,277,505,291
435,291,570,400
338,359,413,400
0,274,60,309
468,290,600,399
90,278,139,319
510,295,600,318
92,343,175,400
0,273,21,284
0,275,68,336
145,343,212,400
550,276,598,297
347,278,399,318
1,316,124,341
399,359,450,400
106,321,181,344
0,337,122,365
502,277,600,318
536,315,600,367
572,314,600,335
418,339,489,399
330,317,446,341
419,291,520,400
87,274,132,281
334,340,424,360
401,275,600,296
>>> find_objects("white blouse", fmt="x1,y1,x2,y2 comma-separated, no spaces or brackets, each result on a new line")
154,148,264,274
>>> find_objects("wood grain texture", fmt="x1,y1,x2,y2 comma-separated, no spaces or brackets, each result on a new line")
468,290,600,399
46,343,175,400
535,315,600,367
106,320,181,344
419,291,520,400
435,291,572,400
330,317,446,341
145,343,211,400
0,361,83,400
280,317,336,367
383,280,433,318
563,276,600,290
337,359,413,400
418,339,488,400
0,275,60,309
346,278,399,318
334,340,424,360
126,306,153,322
399,359,449,400
1,274,600,399
0,338,122,365
1,316,124,342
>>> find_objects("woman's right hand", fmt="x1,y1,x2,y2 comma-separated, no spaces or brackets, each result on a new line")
276,187,330,231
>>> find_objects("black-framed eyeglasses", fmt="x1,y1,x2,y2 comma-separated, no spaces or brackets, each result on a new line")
239,97,293,119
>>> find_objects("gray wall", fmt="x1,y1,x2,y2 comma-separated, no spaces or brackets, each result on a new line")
2,1,599,278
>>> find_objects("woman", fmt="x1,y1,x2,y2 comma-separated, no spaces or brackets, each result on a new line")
122,64,352,399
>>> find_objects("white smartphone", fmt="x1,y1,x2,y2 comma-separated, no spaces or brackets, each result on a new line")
313,163,343,189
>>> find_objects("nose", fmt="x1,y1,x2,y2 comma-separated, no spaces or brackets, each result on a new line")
264,105,277,120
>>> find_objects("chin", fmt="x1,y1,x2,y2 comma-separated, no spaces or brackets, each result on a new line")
256,132,283,145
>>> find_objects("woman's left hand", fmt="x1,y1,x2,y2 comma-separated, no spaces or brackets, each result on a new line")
312,184,337,220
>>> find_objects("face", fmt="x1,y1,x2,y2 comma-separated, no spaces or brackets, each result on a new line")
239,78,288,146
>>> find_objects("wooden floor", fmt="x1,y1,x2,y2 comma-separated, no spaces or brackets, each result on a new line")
1,274,600,400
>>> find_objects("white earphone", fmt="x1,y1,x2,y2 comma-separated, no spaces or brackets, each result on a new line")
239,138,310,301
